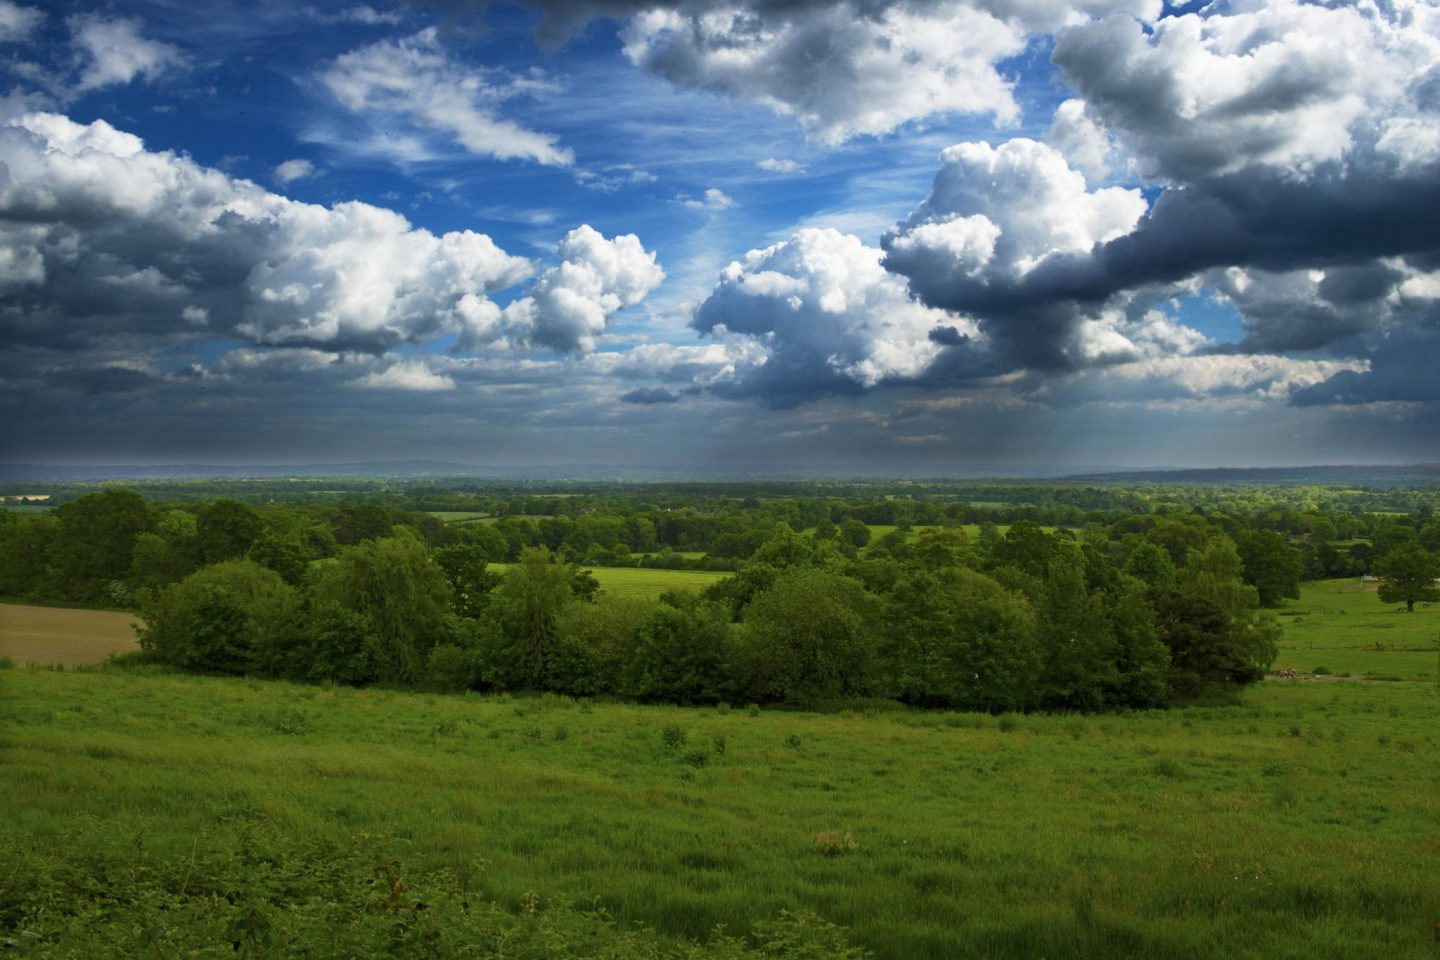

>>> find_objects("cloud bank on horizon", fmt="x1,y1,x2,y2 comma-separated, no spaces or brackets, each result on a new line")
0,0,1435,469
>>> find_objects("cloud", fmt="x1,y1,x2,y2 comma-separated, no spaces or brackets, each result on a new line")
320,28,573,167
481,0,1161,143
679,187,734,210
69,14,186,92
883,138,1147,372
356,357,457,391
273,158,318,184
0,112,533,354
619,386,680,404
619,2,1025,144
0,1,41,44
758,158,802,174
1053,2,1434,182
489,225,665,354
692,227,974,403
304,5,406,25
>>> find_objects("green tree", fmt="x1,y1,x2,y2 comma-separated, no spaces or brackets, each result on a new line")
623,595,731,703
487,547,580,690
839,518,871,548
1121,541,1177,592
883,567,1039,711
139,560,300,674
52,489,155,599
1237,529,1303,606
196,499,263,564
733,567,875,703
0,513,57,597
1375,543,1440,613
308,531,451,684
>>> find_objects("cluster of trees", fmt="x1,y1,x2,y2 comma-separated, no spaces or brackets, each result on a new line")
130,518,1288,710
3,487,1436,711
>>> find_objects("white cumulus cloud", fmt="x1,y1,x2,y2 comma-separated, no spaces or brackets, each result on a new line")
489,226,666,354
693,227,975,401
69,14,185,92
356,357,457,391
0,112,533,354
273,158,317,184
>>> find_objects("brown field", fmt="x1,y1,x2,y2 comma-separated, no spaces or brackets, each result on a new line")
0,603,141,666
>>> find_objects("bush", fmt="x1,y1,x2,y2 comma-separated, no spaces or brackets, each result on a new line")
426,644,481,693
138,560,299,675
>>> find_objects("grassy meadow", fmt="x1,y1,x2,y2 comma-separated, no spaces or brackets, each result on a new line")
3,666,1438,958
489,563,731,599
1272,579,1440,681
4,574,1440,957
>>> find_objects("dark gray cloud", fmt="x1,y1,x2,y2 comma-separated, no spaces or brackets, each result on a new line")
619,386,680,404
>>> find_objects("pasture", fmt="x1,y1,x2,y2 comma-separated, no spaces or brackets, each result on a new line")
3,666,1437,958
1272,579,1440,681
426,510,493,524
0,602,139,667
490,562,730,599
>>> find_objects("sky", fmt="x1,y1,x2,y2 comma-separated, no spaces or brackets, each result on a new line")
0,0,1437,474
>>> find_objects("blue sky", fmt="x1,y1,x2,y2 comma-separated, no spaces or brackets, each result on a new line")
0,0,1437,472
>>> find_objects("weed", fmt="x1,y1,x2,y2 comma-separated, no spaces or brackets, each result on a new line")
812,831,859,856
661,724,688,750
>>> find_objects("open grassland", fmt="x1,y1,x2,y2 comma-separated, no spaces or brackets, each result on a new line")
425,510,494,524
490,563,730,599
0,602,139,667
1273,579,1440,680
3,667,1438,959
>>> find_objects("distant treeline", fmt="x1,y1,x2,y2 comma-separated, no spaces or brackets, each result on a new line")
2,488,1437,710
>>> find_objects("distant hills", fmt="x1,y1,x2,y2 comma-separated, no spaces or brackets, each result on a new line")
1059,465,1440,488
1,461,1436,487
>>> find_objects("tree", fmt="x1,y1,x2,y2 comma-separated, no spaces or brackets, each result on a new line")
1121,541,1177,592
196,499,263,564
1375,543,1440,613
308,531,452,684
139,560,299,674
623,595,731,703
52,489,155,599
882,567,1040,711
839,518,871,548
487,547,580,690
734,567,876,703
1237,529,1303,607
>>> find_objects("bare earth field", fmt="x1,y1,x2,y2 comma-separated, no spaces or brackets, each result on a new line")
0,602,140,666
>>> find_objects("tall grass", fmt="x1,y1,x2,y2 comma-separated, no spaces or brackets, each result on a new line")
4,666,1438,958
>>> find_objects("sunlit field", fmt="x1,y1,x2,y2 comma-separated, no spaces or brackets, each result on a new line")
1272,579,1440,680
3,664,1437,959
0,602,139,667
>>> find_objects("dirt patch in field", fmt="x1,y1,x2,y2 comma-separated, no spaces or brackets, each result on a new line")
0,603,142,666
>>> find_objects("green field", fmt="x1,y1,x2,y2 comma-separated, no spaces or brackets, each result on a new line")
490,563,730,599
4,666,1437,958
1272,579,1439,680
425,510,494,523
